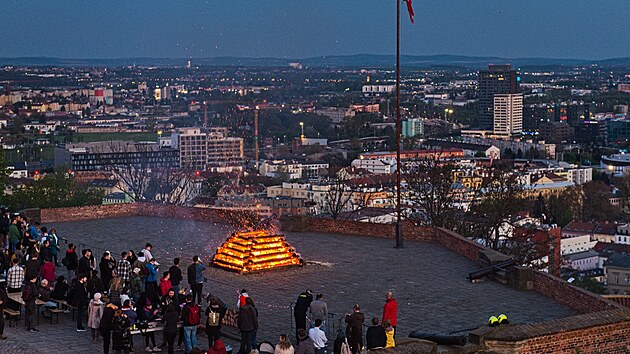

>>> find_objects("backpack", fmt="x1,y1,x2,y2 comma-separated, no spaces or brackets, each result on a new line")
21,284,33,302
187,303,200,325
207,308,220,326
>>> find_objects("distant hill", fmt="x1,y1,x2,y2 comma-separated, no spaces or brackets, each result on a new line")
1,54,630,68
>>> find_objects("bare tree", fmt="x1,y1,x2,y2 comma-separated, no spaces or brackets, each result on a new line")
404,157,459,227
320,175,376,220
466,164,526,250
321,175,355,220
102,141,199,205
498,231,550,271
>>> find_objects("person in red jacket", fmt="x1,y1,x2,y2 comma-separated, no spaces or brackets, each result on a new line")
207,338,227,354
159,271,172,297
382,291,398,336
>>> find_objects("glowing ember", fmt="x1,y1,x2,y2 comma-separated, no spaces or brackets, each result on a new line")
212,230,304,273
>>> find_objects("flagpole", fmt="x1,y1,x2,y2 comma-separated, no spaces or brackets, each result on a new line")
395,0,403,249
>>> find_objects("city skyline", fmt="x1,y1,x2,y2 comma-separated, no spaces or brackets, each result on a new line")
2,0,630,60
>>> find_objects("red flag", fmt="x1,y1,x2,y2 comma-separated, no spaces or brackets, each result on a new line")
403,0,415,24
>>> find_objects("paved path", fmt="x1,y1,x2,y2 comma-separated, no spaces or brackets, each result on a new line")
0,216,577,353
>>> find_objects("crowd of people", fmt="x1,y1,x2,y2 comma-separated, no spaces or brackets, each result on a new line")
0,212,225,354
0,211,400,354
290,289,398,354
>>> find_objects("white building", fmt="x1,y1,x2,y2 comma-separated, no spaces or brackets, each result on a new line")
561,234,596,255
259,160,329,180
565,167,593,185
565,250,600,271
362,85,395,95
493,93,523,136
351,158,396,174
7,167,28,179
614,224,630,244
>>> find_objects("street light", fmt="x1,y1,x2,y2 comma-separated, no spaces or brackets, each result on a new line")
444,108,454,121
299,121,305,139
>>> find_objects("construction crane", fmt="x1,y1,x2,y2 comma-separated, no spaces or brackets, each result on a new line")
236,102,275,172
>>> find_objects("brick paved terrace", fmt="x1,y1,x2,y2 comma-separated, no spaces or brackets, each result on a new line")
0,215,577,353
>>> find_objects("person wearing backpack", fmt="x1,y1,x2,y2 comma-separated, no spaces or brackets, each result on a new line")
22,275,39,332
180,294,200,354
205,295,226,349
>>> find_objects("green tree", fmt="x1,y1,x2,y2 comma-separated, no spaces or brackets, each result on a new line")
0,149,9,195
571,277,608,295
2,170,104,210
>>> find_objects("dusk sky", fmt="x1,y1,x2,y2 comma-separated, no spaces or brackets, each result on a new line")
2,0,630,60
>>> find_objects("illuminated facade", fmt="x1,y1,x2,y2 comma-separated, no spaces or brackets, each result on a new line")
493,93,523,136
212,230,303,273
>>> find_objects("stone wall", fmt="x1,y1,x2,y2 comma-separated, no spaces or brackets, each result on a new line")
36,203,233,224
40,204,140,223
481,309,630,353
532,271,621,313
281,217,497,263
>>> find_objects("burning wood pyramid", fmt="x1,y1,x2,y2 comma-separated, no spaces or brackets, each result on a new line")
212,230,303,273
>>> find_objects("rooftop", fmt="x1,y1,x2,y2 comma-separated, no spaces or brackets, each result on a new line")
50,216,575,339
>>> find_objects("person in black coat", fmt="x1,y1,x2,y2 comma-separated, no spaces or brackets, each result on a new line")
63,244,79,280
71,274,89,331
164,303,179,354
168,258,183,293
294,289,313,342
78,250,92,280
365,317,386,350
40,240,53,263
237,297,258,354
25,253,40,281
345,305,365,354
100,303,118,354
99,252,116,289
111,310,132,354
0,286,7,339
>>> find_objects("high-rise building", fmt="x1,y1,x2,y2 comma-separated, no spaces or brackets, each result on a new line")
478,64,519,129
402,118,424,137
171,127,244,172
493,93,523,136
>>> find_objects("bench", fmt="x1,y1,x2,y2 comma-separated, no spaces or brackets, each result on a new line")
55,300,77,319
3,308,20,327
44,307,65,324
